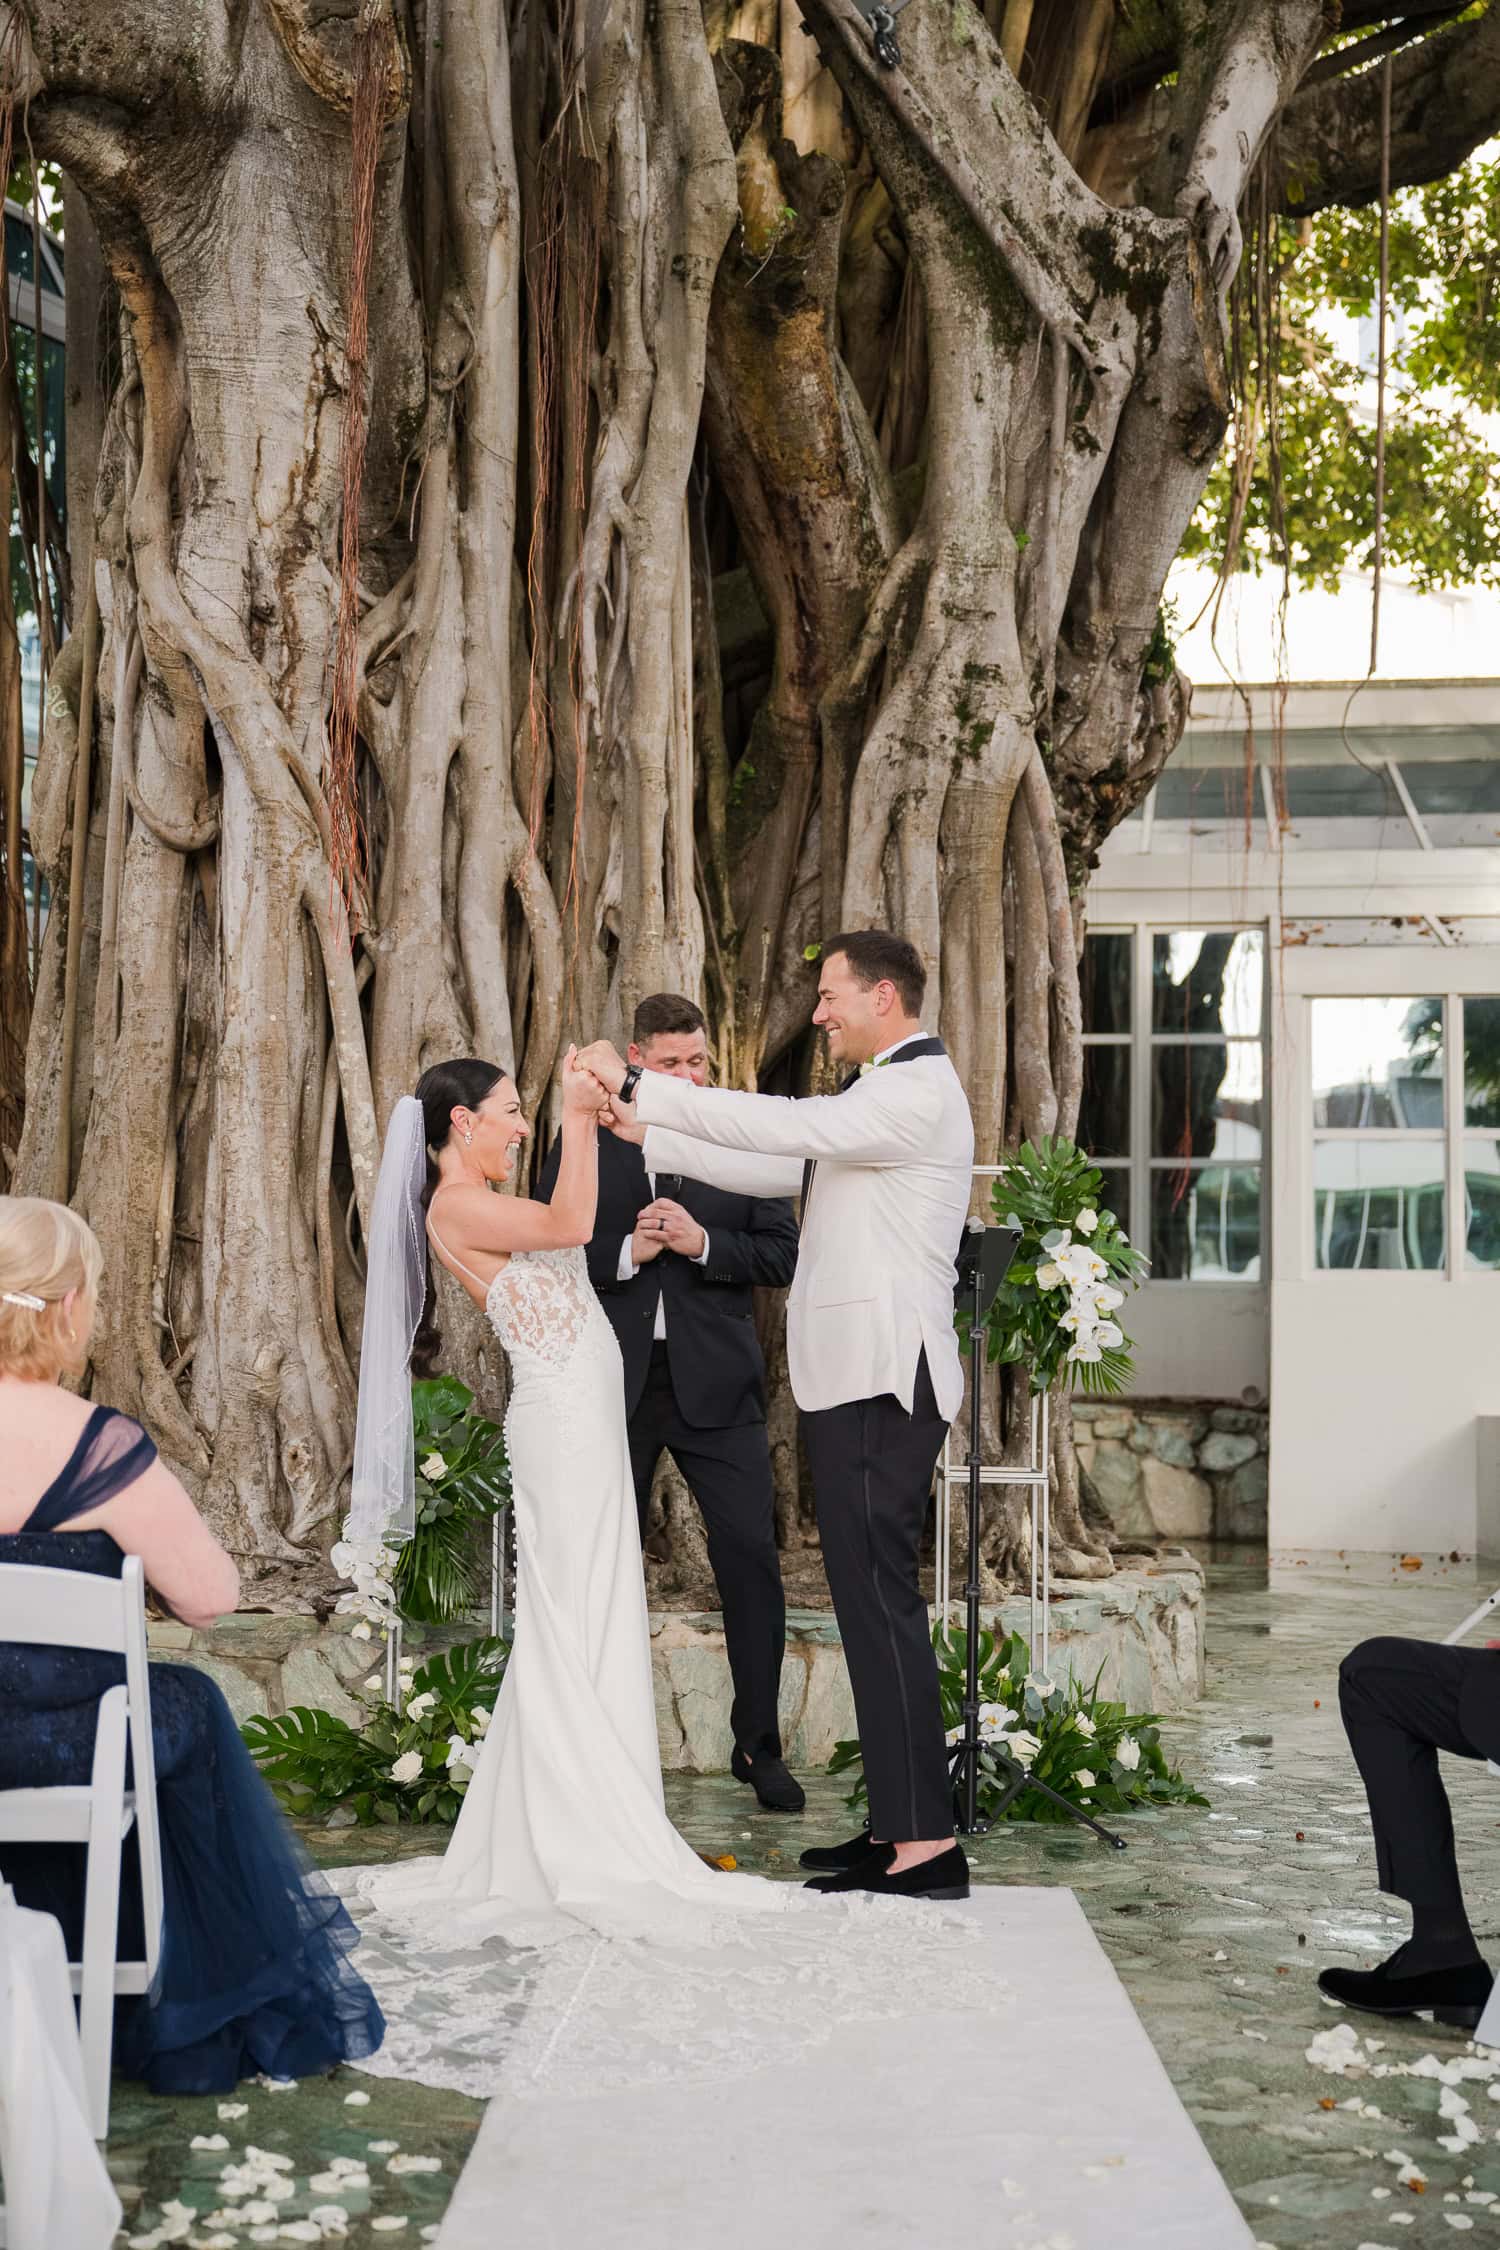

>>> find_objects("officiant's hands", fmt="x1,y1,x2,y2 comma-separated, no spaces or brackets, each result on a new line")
639,1198,706,1260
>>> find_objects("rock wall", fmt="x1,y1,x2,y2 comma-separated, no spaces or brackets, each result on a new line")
1075,1399,1268,1544
149,1558,1207,1774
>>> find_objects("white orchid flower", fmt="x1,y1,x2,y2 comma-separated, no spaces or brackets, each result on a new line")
1090,1283,1125,1312
944,1724,963,1747
390,1750,423,1784
349,1620,374,1642
471,1706,492,1734
445,1734,474,1773
977,1703,1015,1739
1069,1335,1104,1364
1116,1735,1141,1772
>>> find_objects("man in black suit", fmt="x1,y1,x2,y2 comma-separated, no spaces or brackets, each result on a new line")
539,993,803,1812
1317,1633,1497,2026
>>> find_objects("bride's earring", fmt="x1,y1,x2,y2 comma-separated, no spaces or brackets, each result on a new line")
463,1127,474,1147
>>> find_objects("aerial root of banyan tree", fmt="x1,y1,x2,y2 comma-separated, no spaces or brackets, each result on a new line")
5,0,1500,1601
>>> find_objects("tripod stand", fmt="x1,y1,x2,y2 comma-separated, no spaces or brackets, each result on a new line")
946,1219,1128,1851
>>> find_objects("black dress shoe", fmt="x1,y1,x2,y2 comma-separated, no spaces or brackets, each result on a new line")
799,1828,878,1873
731,1746,806,1813
805,1841,970,1901
1317,1946,1493,2029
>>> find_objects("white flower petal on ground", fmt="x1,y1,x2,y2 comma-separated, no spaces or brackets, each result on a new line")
278,2225,324,2244
217,2102,249,2121
386,2155,442,2175
371,2223,409,2236
344,2089,371,2106
191,2133,231,2150
309,2212,351,2237
390,1750,424,1784
366,2140,400,2155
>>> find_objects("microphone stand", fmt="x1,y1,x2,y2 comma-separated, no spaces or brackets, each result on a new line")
947,1220,1127,1851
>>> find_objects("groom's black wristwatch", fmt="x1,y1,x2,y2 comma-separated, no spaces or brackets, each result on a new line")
619,1063,643,1104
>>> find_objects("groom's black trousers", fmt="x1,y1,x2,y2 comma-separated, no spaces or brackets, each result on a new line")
629,1341,787,1758
801,1351,953,1841
1339,1635,1500,1915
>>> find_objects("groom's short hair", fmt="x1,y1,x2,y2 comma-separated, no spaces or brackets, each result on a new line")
633,992,708,1047
823,930,926,1017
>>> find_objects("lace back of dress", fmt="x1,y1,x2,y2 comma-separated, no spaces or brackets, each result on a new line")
487,1248,594,1372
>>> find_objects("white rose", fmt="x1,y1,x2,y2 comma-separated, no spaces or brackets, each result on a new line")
1008,1730,1041,1767
1073,1712,1096,1739
1116,1735,1141,1772
1035,1262,1063,1291
404,1691,438,1721
470,1706,491,1734
1075,1768,1097,1791
420,1451,446,1482
1075,1209,1099,1235
390,1751,423,1785
445,1733,474,1772
349,1620,374,1643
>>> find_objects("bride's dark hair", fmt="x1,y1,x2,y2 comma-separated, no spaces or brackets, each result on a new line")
410,1058,507,1375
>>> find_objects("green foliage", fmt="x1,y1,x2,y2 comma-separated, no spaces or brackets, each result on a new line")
1188,153,1500,591
243,1636,508,1828
982,1137,1147,1396
393,1377,509,1624
830,1624,1208,1825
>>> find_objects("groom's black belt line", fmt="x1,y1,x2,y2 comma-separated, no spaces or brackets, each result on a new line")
799,1036,948,1233
536,1123,797,1428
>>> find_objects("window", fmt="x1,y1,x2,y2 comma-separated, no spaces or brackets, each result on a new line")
1310,996,1500,1273
1079,926,1266,1281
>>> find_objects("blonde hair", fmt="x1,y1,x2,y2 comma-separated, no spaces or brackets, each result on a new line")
0,1196,102,1382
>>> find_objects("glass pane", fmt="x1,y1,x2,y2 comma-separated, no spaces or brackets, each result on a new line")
1081,931,1131,1037
1152,929,1263,1037
1152,1041,1262,1160
1464,998,1500,1129
1465,1137,1500,1272
4,212,35,285
1151,765,1257,835
1313,1142,1445,1270
1078,1045,1130,1160
1150,1165,1261,1280
1311,996,1443,1128
1401,760,1500,848
1282,764,1401,820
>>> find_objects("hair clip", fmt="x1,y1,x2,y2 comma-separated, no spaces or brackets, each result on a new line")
1,1290,46,1311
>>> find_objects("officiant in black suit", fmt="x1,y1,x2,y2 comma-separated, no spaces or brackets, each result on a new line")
538,993,803,1813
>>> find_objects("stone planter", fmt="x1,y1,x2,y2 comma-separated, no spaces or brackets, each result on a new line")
149,1557,1206,1774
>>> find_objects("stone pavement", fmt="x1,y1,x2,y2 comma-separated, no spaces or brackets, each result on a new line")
107,1549,1500,2248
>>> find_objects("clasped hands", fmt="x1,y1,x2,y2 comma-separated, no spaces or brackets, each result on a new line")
568,1039,640,1139
566,1041,704,1261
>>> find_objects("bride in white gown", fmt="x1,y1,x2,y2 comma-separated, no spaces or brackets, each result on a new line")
339,1053,1004,2099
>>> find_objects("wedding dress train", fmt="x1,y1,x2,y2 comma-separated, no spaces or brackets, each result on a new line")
344,1247,1006,2100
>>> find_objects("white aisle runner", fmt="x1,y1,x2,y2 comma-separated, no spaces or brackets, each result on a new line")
434,1886,1251,2250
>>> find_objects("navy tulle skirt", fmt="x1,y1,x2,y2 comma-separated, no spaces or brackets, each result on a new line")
0,1521,384,2095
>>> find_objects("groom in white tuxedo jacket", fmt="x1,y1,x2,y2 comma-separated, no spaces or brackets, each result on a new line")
581,930,974,1900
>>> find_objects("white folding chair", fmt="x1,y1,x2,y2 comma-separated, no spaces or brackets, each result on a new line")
1441,1589,1500,2047
0,1556,164,2136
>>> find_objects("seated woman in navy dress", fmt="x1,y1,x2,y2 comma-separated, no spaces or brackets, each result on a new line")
0,1195,384,2094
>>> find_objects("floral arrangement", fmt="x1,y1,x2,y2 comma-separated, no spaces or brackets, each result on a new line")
330,1376,509,1640
243,1638,507,1827
983,1136,1147,1395
394,1376,509,1624
829,1624,1207,1825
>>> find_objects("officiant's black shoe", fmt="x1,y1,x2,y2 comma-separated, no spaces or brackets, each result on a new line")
804,1841,970,1901
1317,1947,1493,2029
731,1746,806,1813
799,1829,877,1873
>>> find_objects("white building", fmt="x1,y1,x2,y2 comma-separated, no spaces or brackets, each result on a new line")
1085,563,1500,1558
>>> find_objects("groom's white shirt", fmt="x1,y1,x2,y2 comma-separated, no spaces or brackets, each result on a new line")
635,1041,974,1420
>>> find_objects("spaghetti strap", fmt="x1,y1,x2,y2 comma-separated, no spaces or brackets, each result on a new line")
425,1209,493,1294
